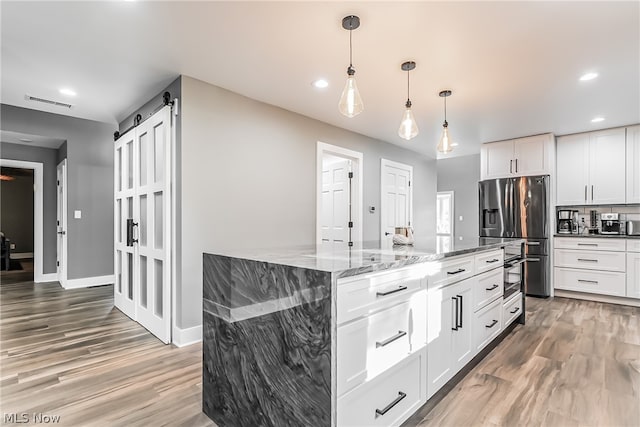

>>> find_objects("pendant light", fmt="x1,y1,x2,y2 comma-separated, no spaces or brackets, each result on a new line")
338,15,364,118
437,90,454,153
398,61,419,140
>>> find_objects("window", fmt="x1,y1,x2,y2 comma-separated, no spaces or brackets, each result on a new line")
436,191,454,252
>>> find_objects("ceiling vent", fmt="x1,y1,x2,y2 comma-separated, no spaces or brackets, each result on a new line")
25,94,73,109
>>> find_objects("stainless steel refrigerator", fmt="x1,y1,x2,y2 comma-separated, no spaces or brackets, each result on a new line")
479,175,550,297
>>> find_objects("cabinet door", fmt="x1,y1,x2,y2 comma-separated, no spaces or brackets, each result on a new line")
426,285,455,398
450,280,475,372
481,140,514,180
513,134,551,176
556,133,589,205
627,125,640,203
627,253,640,299
589,128,626,204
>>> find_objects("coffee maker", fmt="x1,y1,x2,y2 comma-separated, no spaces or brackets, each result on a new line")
557,210,578,234
601,213,624,234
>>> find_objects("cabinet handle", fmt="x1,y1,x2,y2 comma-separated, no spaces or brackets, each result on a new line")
376,331,407,348
485,319,499,329
577,243,598,246
485,259,500,263
584,185,587,203
376,285,408,297
509,159,513,173
577,258,598,262
515,159,518,173
375,391,407,417
451,297,459,331
457,295,463,328
485,284,499,291
591,185,594,201
578,279,598,284
447,268,466,275
510,307,520,314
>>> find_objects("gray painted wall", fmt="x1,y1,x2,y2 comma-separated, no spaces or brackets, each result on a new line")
437,154,481,241
0,168,34,254
179,76,437,328
0,143,60,272
1,105,114,279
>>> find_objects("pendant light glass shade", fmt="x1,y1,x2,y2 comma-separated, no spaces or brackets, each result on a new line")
398,105,419,140
339,16,363,118
437,90,454,153
339,72,364,118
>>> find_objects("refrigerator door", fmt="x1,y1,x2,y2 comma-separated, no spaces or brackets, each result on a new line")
513,175,549,239
479,178,515,237
522,238,549,256
524,254,550,297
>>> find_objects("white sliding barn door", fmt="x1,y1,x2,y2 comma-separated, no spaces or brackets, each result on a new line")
321,158,352,249
381,159,413,248
114,106,172,344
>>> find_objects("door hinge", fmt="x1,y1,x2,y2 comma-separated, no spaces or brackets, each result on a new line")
57,180,60,186
348,221,353,228
348,172,353,179
409,180,411,187
56,261,59,266
57,221,59,226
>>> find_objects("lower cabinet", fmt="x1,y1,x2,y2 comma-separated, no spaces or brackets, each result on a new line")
337,348,427,427
426,277,474,398
473,298,503,352
627,252,640,299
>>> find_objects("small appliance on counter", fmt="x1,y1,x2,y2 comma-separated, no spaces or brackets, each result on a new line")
557,210,579,234
601,213,624,235
588,210,599,234
627,220,640,236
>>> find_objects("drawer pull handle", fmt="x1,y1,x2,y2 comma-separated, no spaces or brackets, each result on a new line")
485,319,498,329
485,259,500,263
510,307,520,314
375,391,407,417
577,258,598,262
526,242,540,246
485,284,499,291
376,330,407,348
577,243,598,246
376,285,408,297
447,268,466,275
578,279,598,284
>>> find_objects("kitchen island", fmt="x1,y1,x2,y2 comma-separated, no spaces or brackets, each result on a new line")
202,237,524,427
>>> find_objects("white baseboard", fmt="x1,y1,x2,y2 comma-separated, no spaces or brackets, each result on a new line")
11,252,34,259
35,272,59,283
63,274,115,289
555,289,640,307
172,324,202,347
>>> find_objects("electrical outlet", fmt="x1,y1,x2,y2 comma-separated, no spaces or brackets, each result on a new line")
10,243,15,250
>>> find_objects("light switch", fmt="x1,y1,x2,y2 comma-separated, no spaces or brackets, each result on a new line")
74,210,82,219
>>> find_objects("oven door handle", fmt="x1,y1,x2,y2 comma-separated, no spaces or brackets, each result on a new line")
525,257,540,263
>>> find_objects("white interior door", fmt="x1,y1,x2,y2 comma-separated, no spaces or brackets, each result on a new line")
381,159,413,248
321,157,352,249
114,106,172,344
56,159,67,283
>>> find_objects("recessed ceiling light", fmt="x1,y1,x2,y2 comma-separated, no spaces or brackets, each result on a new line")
19,138,33,142
591,117,605,123
312,79,329,89
59,88,77,97
579,72,598,81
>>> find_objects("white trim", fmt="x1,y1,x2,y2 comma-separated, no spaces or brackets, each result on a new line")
37,273,58,283
316,142,364,246
380,158,414,244
436,191,455,239
0,158,45,282
10,252,34,259
172,324,202,347
171,99,179,347
56,159,68,287
63,274,115,289
554,289,640,307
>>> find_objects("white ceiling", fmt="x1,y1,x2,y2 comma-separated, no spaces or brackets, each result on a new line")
1,1,638,158
0,130,66,150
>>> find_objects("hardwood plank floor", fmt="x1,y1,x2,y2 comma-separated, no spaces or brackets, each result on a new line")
1,279,638,426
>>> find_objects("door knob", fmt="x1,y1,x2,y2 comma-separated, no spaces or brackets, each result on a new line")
385,232,391,236
57,230,66,235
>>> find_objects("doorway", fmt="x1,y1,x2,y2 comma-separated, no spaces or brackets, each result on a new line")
380,159,413,248
316,142,363,248
56,159,68,285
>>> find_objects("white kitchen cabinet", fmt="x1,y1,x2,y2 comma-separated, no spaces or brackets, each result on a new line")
627,125,640,204
473,298,503,352
426,276,474,398
627,252,640,299
556,128,626,205
481,133,554,180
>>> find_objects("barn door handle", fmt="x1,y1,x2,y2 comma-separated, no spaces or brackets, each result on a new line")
126,219,139,246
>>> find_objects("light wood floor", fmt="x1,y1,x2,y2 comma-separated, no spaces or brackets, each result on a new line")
1,279,638,426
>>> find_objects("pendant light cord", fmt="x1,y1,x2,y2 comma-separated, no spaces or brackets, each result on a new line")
349,26,353,67
443,95,448,125
407,69,410,103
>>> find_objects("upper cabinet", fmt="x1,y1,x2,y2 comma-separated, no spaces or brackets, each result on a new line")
556,127,626,205
480,133,554,180
627,125,640,203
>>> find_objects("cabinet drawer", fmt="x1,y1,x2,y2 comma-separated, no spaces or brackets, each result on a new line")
554,249,626,272
337,349,426,427
554,237,626,252
474,249,504,275
427,256,475,290
472,269,504,312
554,267,626,297
337,268,424,325
473,298,503,352
503,293,523,328
627,239,640,253
337,293,427,396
